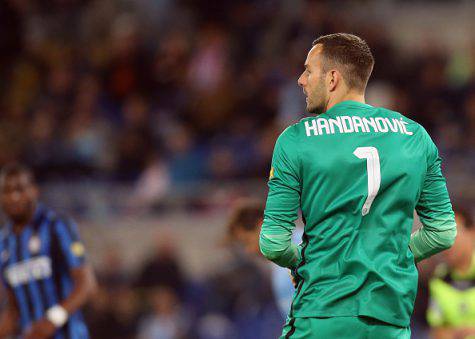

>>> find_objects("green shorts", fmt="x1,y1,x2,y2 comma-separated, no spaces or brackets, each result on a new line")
280,316,411,339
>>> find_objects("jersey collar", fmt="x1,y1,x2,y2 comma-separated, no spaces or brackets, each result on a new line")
324,100,373,115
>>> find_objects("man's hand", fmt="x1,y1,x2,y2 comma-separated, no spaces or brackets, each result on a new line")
23,319,56,339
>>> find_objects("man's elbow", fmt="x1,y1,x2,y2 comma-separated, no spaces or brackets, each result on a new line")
260,246,281,262
441,226,457,250
259,238,275,261
86,267,98,299
259,236,283,262
79,265,98,301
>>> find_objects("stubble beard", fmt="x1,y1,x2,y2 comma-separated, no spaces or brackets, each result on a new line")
307,101,325,115
306,80,327,115
307,92,326,115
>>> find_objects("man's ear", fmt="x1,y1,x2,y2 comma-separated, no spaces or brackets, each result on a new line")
327,70,340,92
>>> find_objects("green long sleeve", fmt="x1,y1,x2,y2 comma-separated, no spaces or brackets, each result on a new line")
259,127,301,269
409,227,456,263
410,128,457,262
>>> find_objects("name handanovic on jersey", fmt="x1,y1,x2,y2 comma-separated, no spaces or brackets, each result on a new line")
304,115,414,136
4,256,52,287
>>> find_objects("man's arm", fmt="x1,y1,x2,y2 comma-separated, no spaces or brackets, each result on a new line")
60,264,97,314
259,128,301,269
0,288,19,337
24,265,97,339
24,219,97,339
410,129,457,263
52,219,97,314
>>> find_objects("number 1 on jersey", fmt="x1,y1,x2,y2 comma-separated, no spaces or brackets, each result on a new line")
353,147,381,216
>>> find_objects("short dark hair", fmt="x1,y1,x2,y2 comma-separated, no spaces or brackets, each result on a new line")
313,33,374,92
0,163,35,186
454,207,474,229
227,199,264,235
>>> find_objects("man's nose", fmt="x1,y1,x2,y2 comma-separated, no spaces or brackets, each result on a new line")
298,74,304,87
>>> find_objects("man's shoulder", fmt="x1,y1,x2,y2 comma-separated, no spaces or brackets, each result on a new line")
376,106,421,128
279,117,315,140
38,205,58,224
37,205,73,231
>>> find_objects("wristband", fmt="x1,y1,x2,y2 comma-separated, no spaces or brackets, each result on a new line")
46,305,68,328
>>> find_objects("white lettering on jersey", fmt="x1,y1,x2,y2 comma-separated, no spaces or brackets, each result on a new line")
317,118,330,135
352,116,367,133
328,117,343,134
304,115,414,137
375,117,389,132
305,120,318,136
341,116,354,133
399,118,413,135
363,117,378,133
4,256,52,287
386,118,399,132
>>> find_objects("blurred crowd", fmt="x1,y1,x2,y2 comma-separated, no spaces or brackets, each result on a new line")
71,206,474,339
78,208,475,339
1,0,475,338
1,0,474,191
84,234,283,339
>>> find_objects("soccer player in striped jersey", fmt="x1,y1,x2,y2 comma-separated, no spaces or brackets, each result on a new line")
259,33,457,338
0,164,96,339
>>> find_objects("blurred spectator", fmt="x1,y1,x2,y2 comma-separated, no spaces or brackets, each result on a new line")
85,286,117,339
137,287,190,339
427,209,475,339
201,235,282,339
109,285,142,339
97,245,129,287
165,125,207,183
135,233,186,297
0,0,472,187
130,154,171,210
195,313,237,339
87,284,140,339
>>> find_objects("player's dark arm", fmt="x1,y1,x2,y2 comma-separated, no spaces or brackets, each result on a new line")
52,219,97,315
60,264,97,315
410,130,457,263
49,218,97,320
259,130,301,269
0,288,19,337
25,219,96,339
23,266,97,339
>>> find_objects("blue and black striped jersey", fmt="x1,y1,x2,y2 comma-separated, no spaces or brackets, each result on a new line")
0,204,89,339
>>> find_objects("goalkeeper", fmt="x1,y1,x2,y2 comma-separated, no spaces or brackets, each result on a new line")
260,33,457,339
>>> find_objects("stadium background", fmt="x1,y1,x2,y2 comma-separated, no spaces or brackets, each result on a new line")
0,0,474,338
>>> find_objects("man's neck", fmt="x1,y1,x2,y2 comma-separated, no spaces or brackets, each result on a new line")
325,91,366,112
12,219,29,234
11,207,36,234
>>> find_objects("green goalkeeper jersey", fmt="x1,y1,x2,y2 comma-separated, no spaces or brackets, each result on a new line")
260,100,456,327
